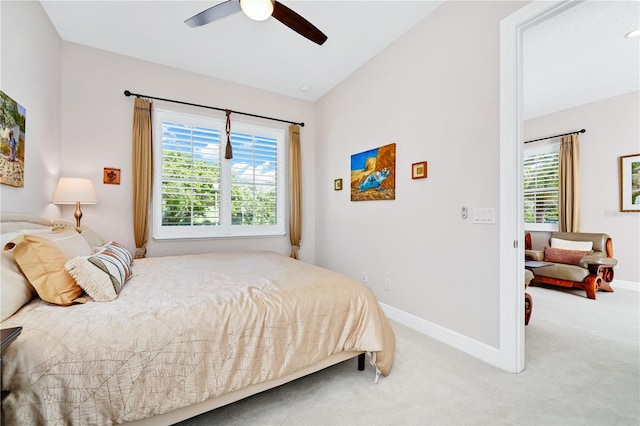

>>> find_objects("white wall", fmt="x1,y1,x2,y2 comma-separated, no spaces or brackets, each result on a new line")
315,1,524,348
0,0,62,217
57,42,317,262
524,91,640,284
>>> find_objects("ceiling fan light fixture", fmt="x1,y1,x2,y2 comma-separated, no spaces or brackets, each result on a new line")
240,0,274,21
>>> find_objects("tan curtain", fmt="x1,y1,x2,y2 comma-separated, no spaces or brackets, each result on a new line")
558,134,581,232
132,98,153,259
289,125,302,259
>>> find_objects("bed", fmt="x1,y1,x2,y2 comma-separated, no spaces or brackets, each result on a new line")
0,212,395,425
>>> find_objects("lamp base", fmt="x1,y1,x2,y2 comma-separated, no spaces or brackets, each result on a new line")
74,202,83,227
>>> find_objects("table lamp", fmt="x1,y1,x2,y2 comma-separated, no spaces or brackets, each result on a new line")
52,177,99,227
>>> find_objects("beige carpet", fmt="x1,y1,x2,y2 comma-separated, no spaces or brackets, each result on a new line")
176,284,639,425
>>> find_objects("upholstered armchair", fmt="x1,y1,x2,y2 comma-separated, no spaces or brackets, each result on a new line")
525,232,618,300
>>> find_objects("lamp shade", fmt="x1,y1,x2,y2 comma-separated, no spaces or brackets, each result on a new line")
52,178,98,204
240,0,273,21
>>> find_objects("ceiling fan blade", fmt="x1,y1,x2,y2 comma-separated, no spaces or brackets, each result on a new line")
272,1,327,45
184,0,242,28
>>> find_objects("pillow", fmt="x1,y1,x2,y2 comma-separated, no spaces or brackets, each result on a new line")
3,227,93,259
550,237,593,252
45,227,94,258
65,242,133,302
544,246,590,266
7,234,85,306
102,241,134,266
0,220,50,233
1,246,36,320
79,228,107,249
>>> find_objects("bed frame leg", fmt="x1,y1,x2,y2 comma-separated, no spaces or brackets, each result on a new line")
357,353,365,371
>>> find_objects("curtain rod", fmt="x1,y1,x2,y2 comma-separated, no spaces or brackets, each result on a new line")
525,128,585,144
123,90,304,127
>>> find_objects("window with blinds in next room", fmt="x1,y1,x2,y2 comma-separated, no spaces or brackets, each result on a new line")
524,142,559,232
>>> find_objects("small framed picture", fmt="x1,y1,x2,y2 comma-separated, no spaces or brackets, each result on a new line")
620,153,640,212
334,178,343,191
103,167,121,185
412,161,427,179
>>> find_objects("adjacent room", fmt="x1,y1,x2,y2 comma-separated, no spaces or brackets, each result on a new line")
1,1,638,424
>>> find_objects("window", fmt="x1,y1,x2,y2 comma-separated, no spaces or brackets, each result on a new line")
153,109,285,239
524,143,559,231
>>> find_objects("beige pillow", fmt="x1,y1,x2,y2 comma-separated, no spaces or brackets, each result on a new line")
9,234,85,306
78,227,107,249
39,227,93,258
1,247,36,320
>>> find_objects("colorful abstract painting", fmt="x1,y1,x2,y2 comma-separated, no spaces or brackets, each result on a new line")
350,143,396,201
0,91,26,188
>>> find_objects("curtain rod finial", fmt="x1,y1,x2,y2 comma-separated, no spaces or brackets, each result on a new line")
124,90,132,97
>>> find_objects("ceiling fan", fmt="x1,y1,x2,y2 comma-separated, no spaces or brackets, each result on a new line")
185,0,328,45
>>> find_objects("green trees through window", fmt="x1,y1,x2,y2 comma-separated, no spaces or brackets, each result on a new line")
524,150,559,225
154,110,285,239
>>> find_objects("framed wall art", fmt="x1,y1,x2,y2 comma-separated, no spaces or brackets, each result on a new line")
103,167,121,185
334,178,343,191
620,153,640,212
0,90,26,188
412,161,427,179
350,143,396,201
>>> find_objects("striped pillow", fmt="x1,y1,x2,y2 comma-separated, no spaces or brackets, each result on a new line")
99,241,133,266
65,242,133,301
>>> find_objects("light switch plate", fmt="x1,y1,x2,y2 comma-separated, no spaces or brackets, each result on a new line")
472,208,496,224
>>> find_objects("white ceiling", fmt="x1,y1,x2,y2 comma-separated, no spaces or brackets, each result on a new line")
40,0,639,117
523,0,639,119
40,0,444,102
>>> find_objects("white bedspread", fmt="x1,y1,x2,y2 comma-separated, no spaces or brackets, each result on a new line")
1,251,395,425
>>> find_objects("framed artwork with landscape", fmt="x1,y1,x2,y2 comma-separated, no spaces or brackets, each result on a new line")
0,91,26,188
350,143,396,201
620,153,640,212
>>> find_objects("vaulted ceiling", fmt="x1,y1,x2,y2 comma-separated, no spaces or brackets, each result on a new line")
40,1,444,102
40,1,639,118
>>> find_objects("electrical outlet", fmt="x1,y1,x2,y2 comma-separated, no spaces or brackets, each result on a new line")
385,278,391,291
361,272,368,283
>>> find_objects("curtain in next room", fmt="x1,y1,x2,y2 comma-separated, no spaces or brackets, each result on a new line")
559,133,581,232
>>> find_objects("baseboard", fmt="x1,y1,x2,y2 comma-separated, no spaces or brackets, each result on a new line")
380,279,639,371
381,280,638,372
612,280,639,292
379,303,504,371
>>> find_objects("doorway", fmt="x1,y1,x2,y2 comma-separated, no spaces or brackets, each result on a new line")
499,0,580,374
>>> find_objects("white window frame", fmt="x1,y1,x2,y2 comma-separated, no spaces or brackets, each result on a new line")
152,108,286,240
523,141,559,232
